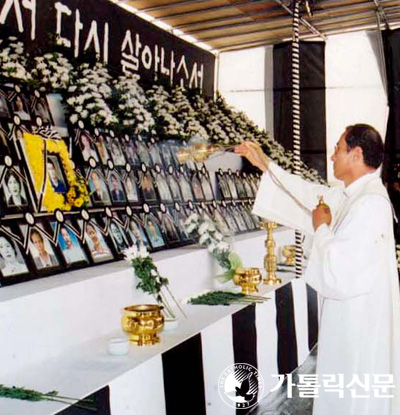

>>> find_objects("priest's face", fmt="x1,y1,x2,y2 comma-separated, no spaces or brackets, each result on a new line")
331,132,353,182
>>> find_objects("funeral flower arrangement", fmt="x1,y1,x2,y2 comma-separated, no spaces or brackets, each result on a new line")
0,32,324,183
123,244,185,319
113,73,155,133
184,213,243,282
66,62,117,127
0,37,31,82
31,52,73,91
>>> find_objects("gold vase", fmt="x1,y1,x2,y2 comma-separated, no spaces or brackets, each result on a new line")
121,304,165,346
233,268,262,294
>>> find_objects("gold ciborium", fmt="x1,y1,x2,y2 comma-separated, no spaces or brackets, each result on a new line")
121,304,165,346
282,245,296,266
233,268,262,294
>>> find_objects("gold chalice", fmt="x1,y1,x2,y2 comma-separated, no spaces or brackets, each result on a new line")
233,268,262,294
282,245,296,266
122,304,165,346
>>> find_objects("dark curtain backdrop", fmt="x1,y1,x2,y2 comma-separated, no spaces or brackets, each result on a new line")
273,41,327,180
382,29,400,242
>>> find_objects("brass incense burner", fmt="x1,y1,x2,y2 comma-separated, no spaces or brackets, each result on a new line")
122,304,165,346
260,221,282,285
233,268,262,294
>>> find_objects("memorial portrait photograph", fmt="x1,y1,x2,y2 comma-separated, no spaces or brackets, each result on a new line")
200,175,214,201
47,155,67,194
217,173,232,199
177,174,194,202
21,225,60,270
109,138,126,166
0,231,28,280
109,221,129,254
125,172,139,203
79,131,99,162
11,94,31,121
126,217,149,248
160,213,180,244
160,142,174,168
0,92,10,118
136,141,151,165
95,134,110,165
166,174,182,202
88,169,111,205
1,167,28,208
53,222,88,265
155,174,173,202
13,125,30,142
213,208,231,235
46,93,69,137
124,140,141,166
192,175,205,201
235,174,247,199
226,175,239,199
0,124,9,153
243,177,254,198
144,216,165,249
33,98,52,124
81,220,113,263
149,144,163,166
108,172,126,203
140,172,158,202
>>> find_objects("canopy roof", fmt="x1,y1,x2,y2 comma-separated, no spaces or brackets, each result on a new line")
116,0,400,52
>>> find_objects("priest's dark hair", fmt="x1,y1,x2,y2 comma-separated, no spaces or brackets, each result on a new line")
344,124,384,169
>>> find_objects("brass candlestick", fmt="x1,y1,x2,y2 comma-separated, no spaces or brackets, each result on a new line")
260,221,282,285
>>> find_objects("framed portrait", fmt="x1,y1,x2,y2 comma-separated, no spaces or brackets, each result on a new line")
216,171,232,200
46,93,69,137
136,141,152,165
191,175,205,201
0,227,30,285
80,219,114,263
125,171,140,203
0,122,10,157
108,137,126,166
123,139,141,166
143,214,166,250
235,172,248,199
211,206,231,235
166,173,182,202
0,89,11,119
249,174,260,195
88,168,111,206
221,206,240,233
108,219,130,255
160,142,175,169
226,174,239,199
47,155,68,194
0,166,29,211
200,173,214,201
108,171,127,204
149,143,163,167
155,173,173,203
20,223,61,272
158,210,180,246
124,214,150,248
240,204,256,230
232,205,249,232
32,97,53,125
95,133,111,165
177,173,194,202
52,220,88,266
77,130,99,163
243,176,255,198
10,93,31,122
140,172,158,203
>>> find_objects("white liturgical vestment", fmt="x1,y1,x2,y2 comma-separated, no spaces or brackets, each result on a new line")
252,163,400,415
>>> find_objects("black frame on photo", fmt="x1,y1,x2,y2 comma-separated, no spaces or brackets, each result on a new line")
199,172,214,201
76,130,99,164
0,225,31,286
123,137,141,167
20,221,62,275
122,213,150,249
31,95,53,125
166,172,182,202
124,171,141,204
143,213,166,251
157,208,181,246
51,220,89,267
216,170,232,200
154,172,173,203
149,142,163,167
46,93,69,137
108,135,127,167
226,172,239,200
191,174,205,202
0,88,12,119
107,170,127,205
107,218,130,257
136,140,152,166
95,132,111,166
0,166,30,214
80,218,114,264
139,171,158,204
10,92,32,122
87,168,112,206
177,172,194,202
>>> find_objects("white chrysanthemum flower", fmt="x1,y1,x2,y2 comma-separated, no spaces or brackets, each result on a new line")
124,245,138,262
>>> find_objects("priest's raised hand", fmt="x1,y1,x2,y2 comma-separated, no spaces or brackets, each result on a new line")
234,141,270,172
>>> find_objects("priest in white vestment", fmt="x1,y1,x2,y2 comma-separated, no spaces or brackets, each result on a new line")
236,124,400,415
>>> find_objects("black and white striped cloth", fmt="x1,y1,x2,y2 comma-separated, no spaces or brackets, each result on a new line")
57,280,318,415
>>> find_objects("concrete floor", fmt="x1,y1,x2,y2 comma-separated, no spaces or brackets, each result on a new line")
251,346,318,415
